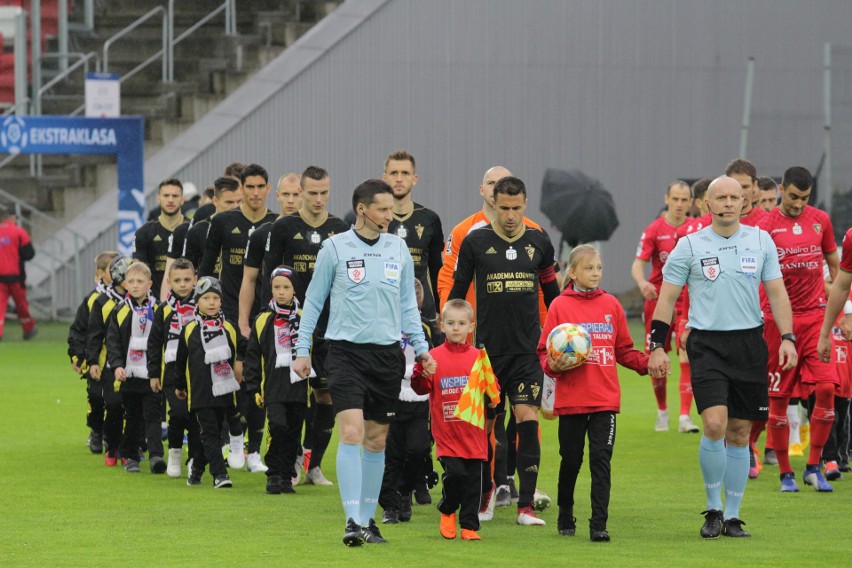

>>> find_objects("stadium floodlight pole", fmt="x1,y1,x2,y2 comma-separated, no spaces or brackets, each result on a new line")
739,56,755,159
823,42,833,215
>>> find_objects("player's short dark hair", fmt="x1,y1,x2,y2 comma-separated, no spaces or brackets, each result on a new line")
493,176,526,199
301,166,329,189
203,185,215,199
158,178,183,193
213,177,240,198
352,179,393,211
725,158,757,182
384,149,415,172
691,178,712,200
667,180,689,195
241,163,269,184
757,176,778,192
223,162,246,178
169,258,195,275
782,166,813,192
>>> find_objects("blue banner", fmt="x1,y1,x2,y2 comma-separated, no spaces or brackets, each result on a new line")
0,116,145,256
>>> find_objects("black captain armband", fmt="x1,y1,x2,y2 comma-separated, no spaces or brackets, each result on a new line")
649,320,671,346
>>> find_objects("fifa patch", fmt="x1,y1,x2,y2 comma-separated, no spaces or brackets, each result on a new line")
739,256,757,276
347,259,366,283
701,257,720,281
384,260,400,284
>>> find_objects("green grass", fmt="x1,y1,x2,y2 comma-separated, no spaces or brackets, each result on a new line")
0,322,847,567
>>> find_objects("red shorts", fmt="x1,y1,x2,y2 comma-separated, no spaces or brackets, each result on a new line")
830,334,852,398
764,312,840,399
643,298,673,353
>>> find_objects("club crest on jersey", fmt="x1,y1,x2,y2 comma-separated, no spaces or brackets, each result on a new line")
308,230,321,244
792,223,802,235
396,225,408,239
415,224,424,239
813,223,822,235
347,259,366,283
701,257,720,281
506,246,517,260
384,261,400,284
525,244,535,260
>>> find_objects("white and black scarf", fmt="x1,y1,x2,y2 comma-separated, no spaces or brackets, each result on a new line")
125,293,155,378
270,298,299,369
197,313,240,396
164,291,195,363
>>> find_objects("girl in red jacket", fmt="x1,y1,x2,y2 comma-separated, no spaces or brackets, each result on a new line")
537,244,649,542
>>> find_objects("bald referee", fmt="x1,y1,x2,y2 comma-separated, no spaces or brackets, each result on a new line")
648,176,797,539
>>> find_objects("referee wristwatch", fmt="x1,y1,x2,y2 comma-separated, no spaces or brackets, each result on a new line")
649,341,666,352
781,333,797,344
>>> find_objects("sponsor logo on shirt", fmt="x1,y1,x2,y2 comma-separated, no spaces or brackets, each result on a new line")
231,227,241,234
485,247,497,254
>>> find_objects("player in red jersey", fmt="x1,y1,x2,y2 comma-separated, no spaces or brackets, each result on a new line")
757,177,779,213
758,166,839,492
818,227,852,473
630,180,691,431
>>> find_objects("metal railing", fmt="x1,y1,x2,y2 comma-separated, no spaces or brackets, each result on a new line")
167,0,236,82
0,186,88,319
103,6,168,84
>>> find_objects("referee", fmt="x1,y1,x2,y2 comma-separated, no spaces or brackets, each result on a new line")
648,176,797,539
293,179,436,547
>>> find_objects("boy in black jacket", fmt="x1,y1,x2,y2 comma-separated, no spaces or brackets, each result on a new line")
175,277,246,488
245,266,307,494
85,256,133,466
147,258,198,477
106,261,163,474
67,250,120,453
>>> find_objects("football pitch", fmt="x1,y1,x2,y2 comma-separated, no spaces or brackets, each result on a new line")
0,322,846,567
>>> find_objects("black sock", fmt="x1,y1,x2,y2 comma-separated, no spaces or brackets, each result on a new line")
309,404,335,470
493,414,508,486
515,421,540,508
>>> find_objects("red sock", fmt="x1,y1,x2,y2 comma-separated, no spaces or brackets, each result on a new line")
652,377,667,411
807,383,836,466
768,398,792,473
749,420,766,446
679,363,692,415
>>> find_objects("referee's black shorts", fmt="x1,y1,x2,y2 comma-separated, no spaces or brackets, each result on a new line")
686,326,768,421
325,340,405,424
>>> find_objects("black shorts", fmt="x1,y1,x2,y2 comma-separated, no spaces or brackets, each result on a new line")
490,353,543,413
310,337,329,390
325,340,405,424
686,326,768,421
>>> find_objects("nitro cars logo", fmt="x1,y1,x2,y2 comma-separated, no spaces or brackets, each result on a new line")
1,116,27,153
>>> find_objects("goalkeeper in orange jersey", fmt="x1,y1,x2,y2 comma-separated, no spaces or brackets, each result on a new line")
412,299,499,541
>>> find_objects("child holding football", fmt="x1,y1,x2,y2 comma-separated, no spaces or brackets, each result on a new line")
537,244,650,542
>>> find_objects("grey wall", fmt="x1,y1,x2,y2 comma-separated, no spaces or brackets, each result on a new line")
146,0,852,292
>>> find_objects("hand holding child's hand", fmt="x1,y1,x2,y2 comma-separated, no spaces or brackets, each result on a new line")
418,353,437,376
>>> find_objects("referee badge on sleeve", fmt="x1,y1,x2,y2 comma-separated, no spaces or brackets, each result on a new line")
701,257,721,281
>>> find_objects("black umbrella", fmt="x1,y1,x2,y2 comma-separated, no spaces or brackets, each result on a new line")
540,168,619,246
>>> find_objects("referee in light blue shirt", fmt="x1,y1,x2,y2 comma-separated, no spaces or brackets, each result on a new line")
294,179,436,547
648,176,797,540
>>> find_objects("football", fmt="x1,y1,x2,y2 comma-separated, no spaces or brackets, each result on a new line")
546,323,592,369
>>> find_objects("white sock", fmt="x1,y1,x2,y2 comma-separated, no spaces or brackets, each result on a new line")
787,404,801,445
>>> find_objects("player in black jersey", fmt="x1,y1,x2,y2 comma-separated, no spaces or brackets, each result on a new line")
449,176,560,527
263,166,350,486
133,179,185,298
199,165,276,323
180,177,243,273
238,173,303,338
383,150,444,325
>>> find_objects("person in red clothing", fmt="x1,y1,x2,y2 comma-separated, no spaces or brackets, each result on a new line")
411,299,497,541
758,166,839,492
726,158,768,227
539,244,651,542
0,206,37,341
630,180,690,431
